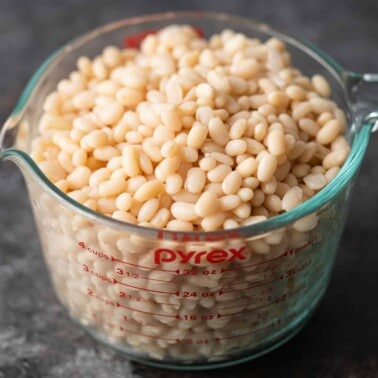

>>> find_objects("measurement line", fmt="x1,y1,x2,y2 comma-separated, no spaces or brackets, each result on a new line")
221,273,276,287
216,332,250,341
105,322,179,342
217,299,271,311
221,241,312,273
114,278,179,296
220,275,283,295
90,269,178,285
215,322,278,341
218,310,245,318
117,302,179,318
94,315,185,331
217,295,256,303
220,254,284,273
219,269,274,283
143,298,179,306
141,275,180,284
88,291,179,309
220,274,272,286
111,256,179,274
133,321,184,330
216,327,266,341
117,295,179,307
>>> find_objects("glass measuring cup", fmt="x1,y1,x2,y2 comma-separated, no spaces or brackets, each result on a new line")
0,11,377,370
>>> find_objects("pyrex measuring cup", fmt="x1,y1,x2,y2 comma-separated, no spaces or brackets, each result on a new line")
0,12,377,370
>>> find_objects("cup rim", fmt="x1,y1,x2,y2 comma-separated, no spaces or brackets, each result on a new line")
3,11,373,240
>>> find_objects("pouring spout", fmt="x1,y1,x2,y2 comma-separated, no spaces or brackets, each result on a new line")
344,71,378,133
0,117,15,161
0,112,30,165
1,116,20,160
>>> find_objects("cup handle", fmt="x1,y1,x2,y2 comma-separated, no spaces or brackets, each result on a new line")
344,71,378,132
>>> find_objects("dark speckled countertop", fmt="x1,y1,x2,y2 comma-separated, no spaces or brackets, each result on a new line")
1,0,378,377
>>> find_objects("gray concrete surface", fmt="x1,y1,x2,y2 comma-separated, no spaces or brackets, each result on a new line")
1,0,378,377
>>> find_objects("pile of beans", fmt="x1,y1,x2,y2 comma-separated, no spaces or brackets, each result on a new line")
31,25,349,231
30,25,350,363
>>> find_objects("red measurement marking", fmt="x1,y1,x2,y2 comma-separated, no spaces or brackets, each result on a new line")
221,273,278,288
111,256,179,274
220,240,313,273
220,271,274,285
86,289,117,307
88,289,180,317
123,29,156,48
219,275,284,295
145,275,180,284
216,332,247,341
220,255,281,274
116,302,179,319
123,27,204,49
117,291,178,307
193,26,204,38
177,268,226,276
82,265,113,283
131,274,164,283
176,313,222,321
116,268,180,284
116,280,217,300
217,295,257,303
114,278,179,296
143,298,179,307
78,242,112,261
217,299,270,311
215,323,275,341
218,286,307,318
219,260,312,295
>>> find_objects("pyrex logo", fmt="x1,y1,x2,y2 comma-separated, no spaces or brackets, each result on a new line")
154,247,247,265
